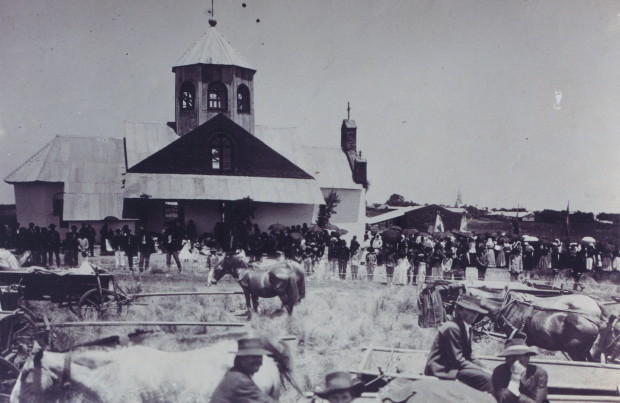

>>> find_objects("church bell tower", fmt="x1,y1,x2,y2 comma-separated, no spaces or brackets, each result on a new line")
172,19,256,136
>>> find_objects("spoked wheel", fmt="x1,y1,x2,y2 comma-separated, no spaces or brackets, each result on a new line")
0,357,19,397
472,316,494,341
77,289,127,319
4,310,39,370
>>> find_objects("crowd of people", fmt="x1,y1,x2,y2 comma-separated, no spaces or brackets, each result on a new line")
1,220,618,287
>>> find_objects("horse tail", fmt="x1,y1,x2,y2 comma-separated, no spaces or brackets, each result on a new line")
288,273,299,308
297,267,306,301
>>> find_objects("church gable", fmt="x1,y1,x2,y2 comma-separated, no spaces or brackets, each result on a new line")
127,114,313,180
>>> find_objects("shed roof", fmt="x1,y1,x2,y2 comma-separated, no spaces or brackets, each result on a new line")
124,173,325,205
5,136,125,221
253,125,361,190
125,121,178,168
365,206,422,224
173,23,254,71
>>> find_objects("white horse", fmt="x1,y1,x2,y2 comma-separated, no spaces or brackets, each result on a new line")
11,336,300,402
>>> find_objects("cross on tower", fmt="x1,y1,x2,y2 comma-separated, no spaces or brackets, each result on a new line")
347,102,351,120
207,0,214,17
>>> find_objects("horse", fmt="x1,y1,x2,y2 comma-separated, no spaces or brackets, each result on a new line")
10,335,301,402
481,291,608,361
211,256,306,315
591,314,620,364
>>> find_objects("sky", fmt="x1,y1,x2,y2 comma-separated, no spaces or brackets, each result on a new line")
0,0,619,214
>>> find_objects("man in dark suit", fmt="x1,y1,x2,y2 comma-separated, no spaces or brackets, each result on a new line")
164,224,182,272
491,336,548,403
424,294,492,393
123,227,138,272
210,336,274,402
47,224,61,266
136,225,154,272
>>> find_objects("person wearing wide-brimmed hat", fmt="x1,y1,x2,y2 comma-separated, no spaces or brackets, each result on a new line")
424,294,492,393
210,336,275,403
491,336,548,403
314,371,362,403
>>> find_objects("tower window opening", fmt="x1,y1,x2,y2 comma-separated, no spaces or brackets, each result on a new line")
237,84,250,113
179,82,195,111
211,134,233,171
208,82,228,111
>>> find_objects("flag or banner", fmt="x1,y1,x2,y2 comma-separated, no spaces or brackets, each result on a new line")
434,212,445,233
562,201,570,240
512,206,521,235
459,214,468,232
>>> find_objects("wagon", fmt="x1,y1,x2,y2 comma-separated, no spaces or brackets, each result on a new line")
351,346,620,402
0,264,130,318
0,286,42,399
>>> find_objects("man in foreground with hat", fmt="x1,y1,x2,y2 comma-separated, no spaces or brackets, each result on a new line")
491,336,548,402
424,294,492,393
314,371,362,403
210,336,275,402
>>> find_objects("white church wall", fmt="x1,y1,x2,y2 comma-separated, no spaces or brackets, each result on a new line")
321,187,366,239
14,182,63,229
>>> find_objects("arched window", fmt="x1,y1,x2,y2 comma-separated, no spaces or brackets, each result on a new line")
179,82,195,111
207,82,227,111
210,134,233,171
237,84,250,113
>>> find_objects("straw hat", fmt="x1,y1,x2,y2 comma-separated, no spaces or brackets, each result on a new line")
315,371,362,398
229,337,271,356
498,336,538,357
455,295,488,314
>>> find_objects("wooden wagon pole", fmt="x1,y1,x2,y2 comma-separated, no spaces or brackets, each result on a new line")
128,291,244,298
49,321,246,328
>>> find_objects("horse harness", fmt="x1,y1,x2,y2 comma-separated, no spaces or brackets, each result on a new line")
498,299,535,339
497,298,603,340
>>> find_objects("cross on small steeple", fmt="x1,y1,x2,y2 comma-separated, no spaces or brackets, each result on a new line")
207,0,215,17
347,102,351,120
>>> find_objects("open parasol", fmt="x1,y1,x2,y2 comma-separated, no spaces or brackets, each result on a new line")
581,236,596,244
268,223,287,232
521,235,539,242
432,231,452,239
308,225,324,233
324,223,340,231
389,225,403,232
381,228,402,243
402,228,419,236
289,232,303,241
335,228,348,236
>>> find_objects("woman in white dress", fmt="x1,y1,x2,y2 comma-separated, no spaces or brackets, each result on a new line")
393,257,409,285
179,237,192,263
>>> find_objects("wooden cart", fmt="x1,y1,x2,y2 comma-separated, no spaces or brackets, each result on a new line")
352,346,620,402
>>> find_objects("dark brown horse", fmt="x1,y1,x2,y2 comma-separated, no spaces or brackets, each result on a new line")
481,291,608,361
211,257,305,314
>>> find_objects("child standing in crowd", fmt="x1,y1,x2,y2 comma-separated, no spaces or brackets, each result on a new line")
365,247,377,281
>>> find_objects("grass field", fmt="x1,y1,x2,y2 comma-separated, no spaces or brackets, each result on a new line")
21,252,620,401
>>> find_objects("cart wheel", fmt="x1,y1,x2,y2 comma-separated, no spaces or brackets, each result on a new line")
77,289,125,319
0,357,19,397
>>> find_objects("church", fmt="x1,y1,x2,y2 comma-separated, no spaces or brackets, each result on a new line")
4,19,368,242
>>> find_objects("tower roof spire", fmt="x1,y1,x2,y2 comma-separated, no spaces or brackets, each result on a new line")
173,12,254,72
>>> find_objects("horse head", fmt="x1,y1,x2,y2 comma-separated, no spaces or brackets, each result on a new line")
591,315,620,364
11,343,65,403
211,255,246,285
